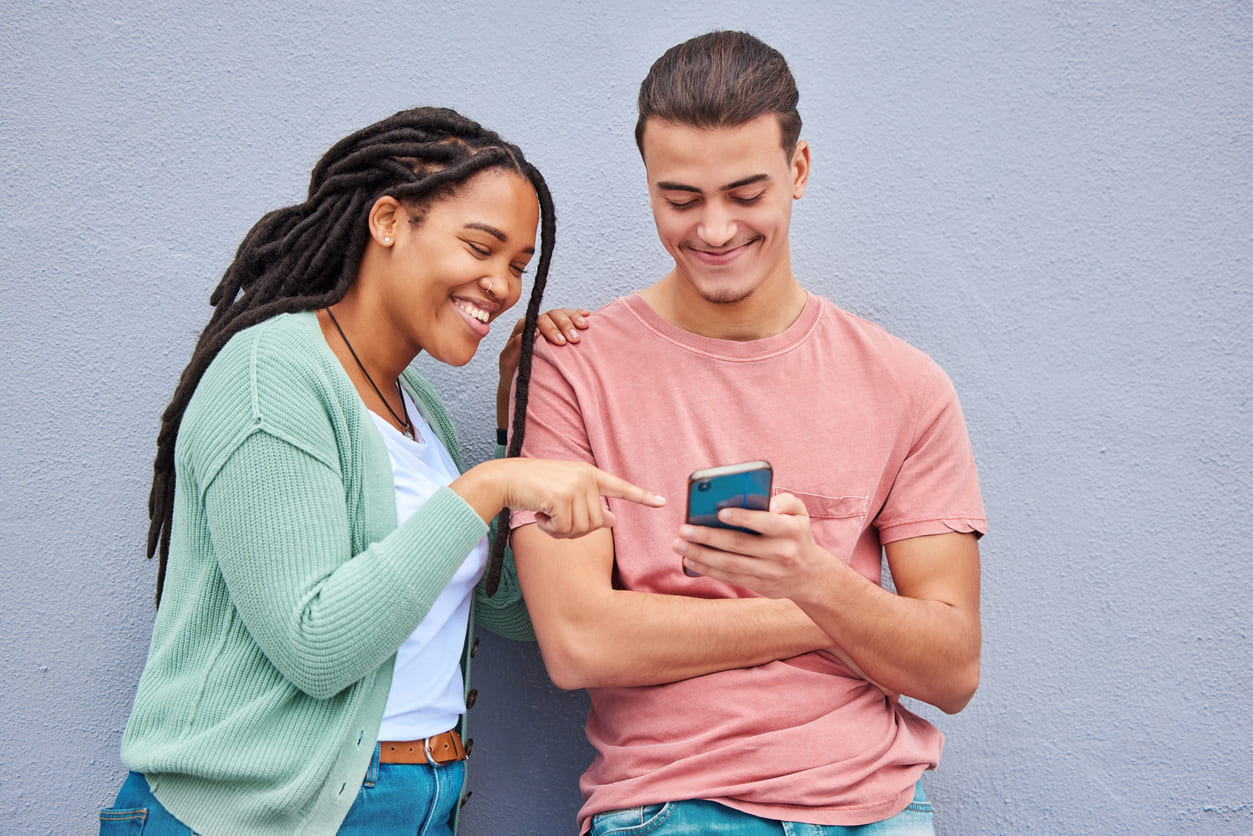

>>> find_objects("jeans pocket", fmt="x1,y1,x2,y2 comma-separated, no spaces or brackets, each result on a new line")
590,802,672,835
99,807,147,835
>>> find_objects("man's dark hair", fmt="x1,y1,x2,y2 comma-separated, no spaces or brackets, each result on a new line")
635,30,802,157
148,106,553,604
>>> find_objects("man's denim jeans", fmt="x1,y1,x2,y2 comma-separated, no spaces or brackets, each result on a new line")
590,782,934,836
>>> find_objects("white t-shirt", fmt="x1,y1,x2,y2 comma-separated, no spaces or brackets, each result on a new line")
372,389,486,740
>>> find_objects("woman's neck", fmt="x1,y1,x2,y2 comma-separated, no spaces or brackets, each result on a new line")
317,297,415,435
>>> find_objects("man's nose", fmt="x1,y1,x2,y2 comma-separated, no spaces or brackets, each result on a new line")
696,204,736,247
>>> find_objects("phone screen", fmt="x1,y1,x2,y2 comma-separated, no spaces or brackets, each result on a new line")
685,461,773,530
684,461,772,577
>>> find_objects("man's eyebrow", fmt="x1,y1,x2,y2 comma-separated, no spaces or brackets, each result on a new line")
464,222,535,255
655,181,701,194
655,173,772,194
723,173,771,191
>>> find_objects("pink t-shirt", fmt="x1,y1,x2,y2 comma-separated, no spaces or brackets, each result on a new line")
512,292,986,830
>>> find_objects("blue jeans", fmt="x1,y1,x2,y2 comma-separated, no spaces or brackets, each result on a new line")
589,783,933,836
98,772,200,835
337,744,465,835
99,745,466,835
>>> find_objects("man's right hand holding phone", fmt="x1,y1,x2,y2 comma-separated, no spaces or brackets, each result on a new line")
675,491,901,703
675,491,833,602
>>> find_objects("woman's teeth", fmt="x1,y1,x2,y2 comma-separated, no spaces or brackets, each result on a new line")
455,301,490,323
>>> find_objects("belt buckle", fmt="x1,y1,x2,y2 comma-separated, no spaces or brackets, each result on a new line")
424,733,458,767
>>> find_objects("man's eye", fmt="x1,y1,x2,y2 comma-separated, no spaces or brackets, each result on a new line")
668,200,698,211
733,194,764,205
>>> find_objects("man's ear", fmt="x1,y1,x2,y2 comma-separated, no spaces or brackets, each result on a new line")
791,140,811,200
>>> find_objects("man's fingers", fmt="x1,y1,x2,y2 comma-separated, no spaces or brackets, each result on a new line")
680,522,765,559
714,496,806,535
678,540,768,586
768,492,809,516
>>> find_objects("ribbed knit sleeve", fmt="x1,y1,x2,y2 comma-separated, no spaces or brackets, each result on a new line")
183,315,493,698
472,532,535,640
122,312,524,834
465,442,533,640
205,432,486,699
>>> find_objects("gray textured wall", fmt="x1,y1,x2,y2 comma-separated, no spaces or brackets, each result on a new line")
2,2,1250,834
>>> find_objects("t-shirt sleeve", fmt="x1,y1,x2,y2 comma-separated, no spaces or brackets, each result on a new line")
509,341,598,529
875,359,987,543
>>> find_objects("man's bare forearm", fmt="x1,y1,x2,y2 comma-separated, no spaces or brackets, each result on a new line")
511,524,830,689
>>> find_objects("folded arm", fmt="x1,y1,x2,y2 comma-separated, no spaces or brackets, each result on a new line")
208,431,486,699
678,495,982,713
789,529,981,713
511,523,833,690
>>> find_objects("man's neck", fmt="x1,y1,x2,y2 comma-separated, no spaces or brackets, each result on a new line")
639,272,808,341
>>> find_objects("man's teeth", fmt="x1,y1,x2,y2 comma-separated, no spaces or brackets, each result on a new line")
456,301,490,323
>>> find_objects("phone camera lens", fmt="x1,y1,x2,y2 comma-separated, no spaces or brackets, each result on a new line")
697,481,711,492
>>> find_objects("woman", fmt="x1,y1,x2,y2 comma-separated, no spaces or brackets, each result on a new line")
100,107,662,835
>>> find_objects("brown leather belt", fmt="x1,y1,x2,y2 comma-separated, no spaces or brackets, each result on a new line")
378,730,467,766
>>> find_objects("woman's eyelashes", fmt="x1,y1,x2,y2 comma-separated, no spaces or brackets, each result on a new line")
466,240,528,278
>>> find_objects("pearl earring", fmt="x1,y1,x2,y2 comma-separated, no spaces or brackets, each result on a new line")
383,236,391,244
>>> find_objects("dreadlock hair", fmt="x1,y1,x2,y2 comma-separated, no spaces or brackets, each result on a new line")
148,106,554,605
635,30,802,158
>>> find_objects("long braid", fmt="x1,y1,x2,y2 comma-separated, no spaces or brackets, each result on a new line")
148,107,553,606
484,162,555,596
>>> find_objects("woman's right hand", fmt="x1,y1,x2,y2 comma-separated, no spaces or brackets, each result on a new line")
452,458,665,539
497,309,591,428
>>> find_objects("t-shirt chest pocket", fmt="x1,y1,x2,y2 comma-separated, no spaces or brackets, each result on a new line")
774,487,872,561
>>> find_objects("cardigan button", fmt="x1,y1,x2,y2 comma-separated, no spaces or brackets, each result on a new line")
466,688,478,709
470,637,480,658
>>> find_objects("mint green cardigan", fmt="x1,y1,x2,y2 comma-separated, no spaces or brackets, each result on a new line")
120,311,532,835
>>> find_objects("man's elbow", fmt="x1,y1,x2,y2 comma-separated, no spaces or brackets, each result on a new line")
934,658,980,715
546,663,590,692
537,637,601,691
931,613,981,714
534,622,643,690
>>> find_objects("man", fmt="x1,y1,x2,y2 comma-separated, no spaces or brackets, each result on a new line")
510,30,985,835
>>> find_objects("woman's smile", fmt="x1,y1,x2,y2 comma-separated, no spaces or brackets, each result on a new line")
452,295,496,336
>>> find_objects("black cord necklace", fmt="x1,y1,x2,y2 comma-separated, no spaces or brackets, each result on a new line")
325,307,414,439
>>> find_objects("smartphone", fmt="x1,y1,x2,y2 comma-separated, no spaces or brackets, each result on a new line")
684,460,773,576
